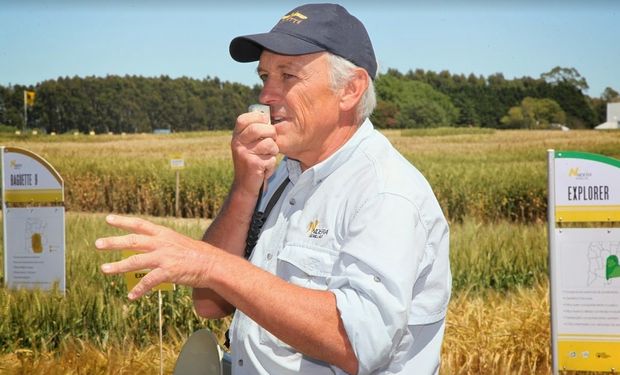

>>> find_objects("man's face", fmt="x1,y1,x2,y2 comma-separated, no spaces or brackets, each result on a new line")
257,51,341,169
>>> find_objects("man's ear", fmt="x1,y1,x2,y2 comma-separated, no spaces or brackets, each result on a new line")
339,68,369,113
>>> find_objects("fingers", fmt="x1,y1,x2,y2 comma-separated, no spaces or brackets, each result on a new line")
235,112,271,135
101,255,167,300
232,114,278,160
263,159,277,181
231,113,279,195
127,268,168,300
235,124,277,149
95,233,154,251
234,112,276,144
96,215,213,300
103,214,166,236
100,251,165,300
100,252,154,275
248,137,279,157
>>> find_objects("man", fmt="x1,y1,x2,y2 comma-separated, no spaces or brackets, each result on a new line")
96,3,451,374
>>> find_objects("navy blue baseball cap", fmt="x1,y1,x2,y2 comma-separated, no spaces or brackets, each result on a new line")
229,3,377,79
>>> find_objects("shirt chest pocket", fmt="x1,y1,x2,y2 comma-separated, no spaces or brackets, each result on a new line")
259,244,339,351
277,244,338,291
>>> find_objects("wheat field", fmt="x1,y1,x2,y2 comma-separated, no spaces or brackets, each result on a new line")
1,128,619,374
0,213,551,374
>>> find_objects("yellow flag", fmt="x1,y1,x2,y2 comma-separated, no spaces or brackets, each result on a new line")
25,90,36,106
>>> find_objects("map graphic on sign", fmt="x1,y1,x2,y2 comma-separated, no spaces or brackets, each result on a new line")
587,242,620,286
606,255,620,280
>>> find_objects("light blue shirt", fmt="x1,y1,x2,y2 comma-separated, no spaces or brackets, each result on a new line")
230,119,451,374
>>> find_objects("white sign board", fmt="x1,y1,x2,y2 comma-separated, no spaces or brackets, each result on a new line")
1,146,65,292
553,151,620,222
3,207,66,290
548,150,620,373
552,228,620,371
170,158,185,170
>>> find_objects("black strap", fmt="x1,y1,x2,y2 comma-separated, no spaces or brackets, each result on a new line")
244,177,290,259
225,177,290,349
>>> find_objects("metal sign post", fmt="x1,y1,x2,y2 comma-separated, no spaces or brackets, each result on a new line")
1,146,65,292
170,157,185,217
548,150,620,373
122,250,175,375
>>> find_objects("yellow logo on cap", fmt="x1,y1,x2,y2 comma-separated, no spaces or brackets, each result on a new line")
281,11,307,24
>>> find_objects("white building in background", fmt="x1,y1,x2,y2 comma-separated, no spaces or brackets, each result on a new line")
595,102,620,129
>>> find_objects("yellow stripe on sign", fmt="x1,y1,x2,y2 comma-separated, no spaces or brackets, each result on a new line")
3,189,64,203
556,205,620,223
559,333,620,339
558,340,620,372
122,250,175,292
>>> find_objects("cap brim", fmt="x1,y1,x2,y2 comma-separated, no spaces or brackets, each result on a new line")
230,32,325,62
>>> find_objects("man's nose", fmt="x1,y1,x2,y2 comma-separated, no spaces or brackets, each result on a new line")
259,79,282,105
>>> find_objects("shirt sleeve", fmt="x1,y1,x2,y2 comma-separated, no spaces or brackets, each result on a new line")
327,192,428,375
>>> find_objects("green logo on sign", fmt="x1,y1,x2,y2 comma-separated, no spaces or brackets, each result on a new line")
606,255,620,280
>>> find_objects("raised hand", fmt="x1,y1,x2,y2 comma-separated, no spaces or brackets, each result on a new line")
230,110,278,197
96,214,216,300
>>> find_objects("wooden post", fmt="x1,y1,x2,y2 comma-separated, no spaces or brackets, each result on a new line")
175,170,180,217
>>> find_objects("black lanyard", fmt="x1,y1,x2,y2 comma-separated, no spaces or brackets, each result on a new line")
224,177,291,349
244,177,291,259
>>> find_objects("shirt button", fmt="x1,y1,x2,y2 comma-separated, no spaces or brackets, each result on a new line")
374,275,381,282
266,253,273,260
289,198,296,205
238,359,244,366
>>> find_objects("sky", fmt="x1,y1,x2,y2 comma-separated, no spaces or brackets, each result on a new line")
1,0,618,97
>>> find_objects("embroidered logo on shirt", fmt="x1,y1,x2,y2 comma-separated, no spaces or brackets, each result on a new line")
307,219,329,238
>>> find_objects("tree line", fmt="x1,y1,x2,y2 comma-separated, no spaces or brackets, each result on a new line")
0,66,617,133
0,75,260,134
374,67,616,129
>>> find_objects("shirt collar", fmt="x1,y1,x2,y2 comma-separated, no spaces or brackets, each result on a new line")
286,119,374,186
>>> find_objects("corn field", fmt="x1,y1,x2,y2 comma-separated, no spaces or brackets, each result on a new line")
3,128,618,222
0,128,619,374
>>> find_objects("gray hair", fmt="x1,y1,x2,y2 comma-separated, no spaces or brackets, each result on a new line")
327,53,377,125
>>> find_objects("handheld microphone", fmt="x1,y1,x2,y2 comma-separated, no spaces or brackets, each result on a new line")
248,104,271,124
